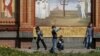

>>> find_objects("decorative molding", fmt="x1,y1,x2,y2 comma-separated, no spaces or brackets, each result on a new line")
0,18,15,25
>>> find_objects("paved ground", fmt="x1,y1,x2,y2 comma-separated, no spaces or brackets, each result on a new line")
17,48,95,53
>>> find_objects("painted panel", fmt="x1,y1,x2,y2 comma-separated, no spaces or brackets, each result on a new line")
1,0,15,18
35,0,91,26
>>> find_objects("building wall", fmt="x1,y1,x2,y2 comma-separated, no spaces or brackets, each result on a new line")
0,0,99,32
95,0,100,31
0,0,35,32
0,38,15,48
0,0,100,48
96,0,100,27
20,0,35,32
0,0,34,48
20,0,100,48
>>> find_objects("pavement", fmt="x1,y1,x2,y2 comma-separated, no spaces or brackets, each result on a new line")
17,48,96,53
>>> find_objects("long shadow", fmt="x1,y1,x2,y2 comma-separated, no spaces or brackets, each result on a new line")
15,0,20,48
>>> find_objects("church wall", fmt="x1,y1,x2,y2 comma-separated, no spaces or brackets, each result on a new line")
94,0,100,48
0,0,99,32
96,0,100,27
0,0,100,48
20,0,35,32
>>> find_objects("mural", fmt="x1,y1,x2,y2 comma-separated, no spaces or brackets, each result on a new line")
1,0,15,18
35,0,91,26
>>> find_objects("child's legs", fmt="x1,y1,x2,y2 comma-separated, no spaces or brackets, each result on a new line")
41,39,47,49
52,38,57,52
36,39,40,49
89,36,93,48
86,37,90,49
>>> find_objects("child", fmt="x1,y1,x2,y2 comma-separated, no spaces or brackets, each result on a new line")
84,23,93,49
50,25,61,53
35,26,47,50
57,35,64,51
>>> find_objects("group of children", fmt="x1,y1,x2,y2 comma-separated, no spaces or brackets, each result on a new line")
35,23,93,53
35,26,64,53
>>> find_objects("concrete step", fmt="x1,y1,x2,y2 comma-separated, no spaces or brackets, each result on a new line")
0,31,16,38
18,48,95,53
32,37,85,49
0,31,33,38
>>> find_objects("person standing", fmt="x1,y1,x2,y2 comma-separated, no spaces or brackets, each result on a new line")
35,26,47,50
50,25,61,53
85,23,93,49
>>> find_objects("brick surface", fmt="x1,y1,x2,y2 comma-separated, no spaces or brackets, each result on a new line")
0,39,15,48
